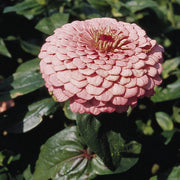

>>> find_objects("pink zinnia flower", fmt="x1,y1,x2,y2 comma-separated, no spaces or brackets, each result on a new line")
39,18,164,115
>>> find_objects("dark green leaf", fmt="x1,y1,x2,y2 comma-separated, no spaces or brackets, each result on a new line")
167,165,180,180
173,104,180,123
6,97,60,133
33,126,115,180
35,13,69,35
87,0,110,14
3,0,44,20
155,112,174,131
151,79,180,102
0,38,11,58
20,40,40,56
161,129,176,145
162,57,180,79
126,0,158,13
76,113,141,172
63,101,78,121
0,58,44,101
23,165,33,180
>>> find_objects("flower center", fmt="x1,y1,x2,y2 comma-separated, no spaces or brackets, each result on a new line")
90,28,129,53
99,34,114,42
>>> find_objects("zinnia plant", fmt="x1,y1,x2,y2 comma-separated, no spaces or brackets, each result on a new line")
1,1,180,179
39,17,164,115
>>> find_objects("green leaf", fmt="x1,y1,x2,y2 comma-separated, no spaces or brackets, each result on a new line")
63,101,79,121
126,0,158,13
0,58,44,101
162,57,180,79
0,38,11,58
23,165,33,180
173,104,180,123
3,0,44,20
35,13,69,35
76,113,141,172
167,165,180,180
87,0,110,13
161,129,176,145
105,0,130,17
6,98,60,133
151,78,180,102
149,165,180,180
136,120,154,135
149,175,158,180
155,112,174,131
33,126,115,180
20,39,40,56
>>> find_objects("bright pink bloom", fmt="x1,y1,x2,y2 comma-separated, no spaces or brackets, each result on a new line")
39,18,164,115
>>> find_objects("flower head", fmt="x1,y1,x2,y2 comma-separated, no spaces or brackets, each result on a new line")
39,18,164,115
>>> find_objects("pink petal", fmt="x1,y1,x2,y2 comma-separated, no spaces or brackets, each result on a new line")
70,78,87,88
124,87,138,98
67,51,79,58
101,79,113,88
136,75,149,87
111,96,128,105
144,78,155,90
87,63,100,70
86,84,104,95
125,78,137,88
137,88,146,98
77,89,93,100
145,57,156,65
147,66,158,77
100,64,112,70
49,74,64,87
64,82,81,94
121,68,132,77
79,68,95,75
109,84,125,95
43,65,55,75
94,59,105,65
133,60,145,69
73,58,86,68
95,90,113,101
132,69,146,77
87,75,103,86
70,100,85,114
71,70,86,81
56,53,69,60
116,61,127,67
53,88,69,102
153,75,162,85
118,77,131,85
106,75,120,81
137,53,147,59
96,69,109,77
155,63,163,74
47,45,58,54
108,66,121,75
57,70,71,83
64,60,77,69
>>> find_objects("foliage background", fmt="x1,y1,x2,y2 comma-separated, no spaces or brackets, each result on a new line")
0,0,180,179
